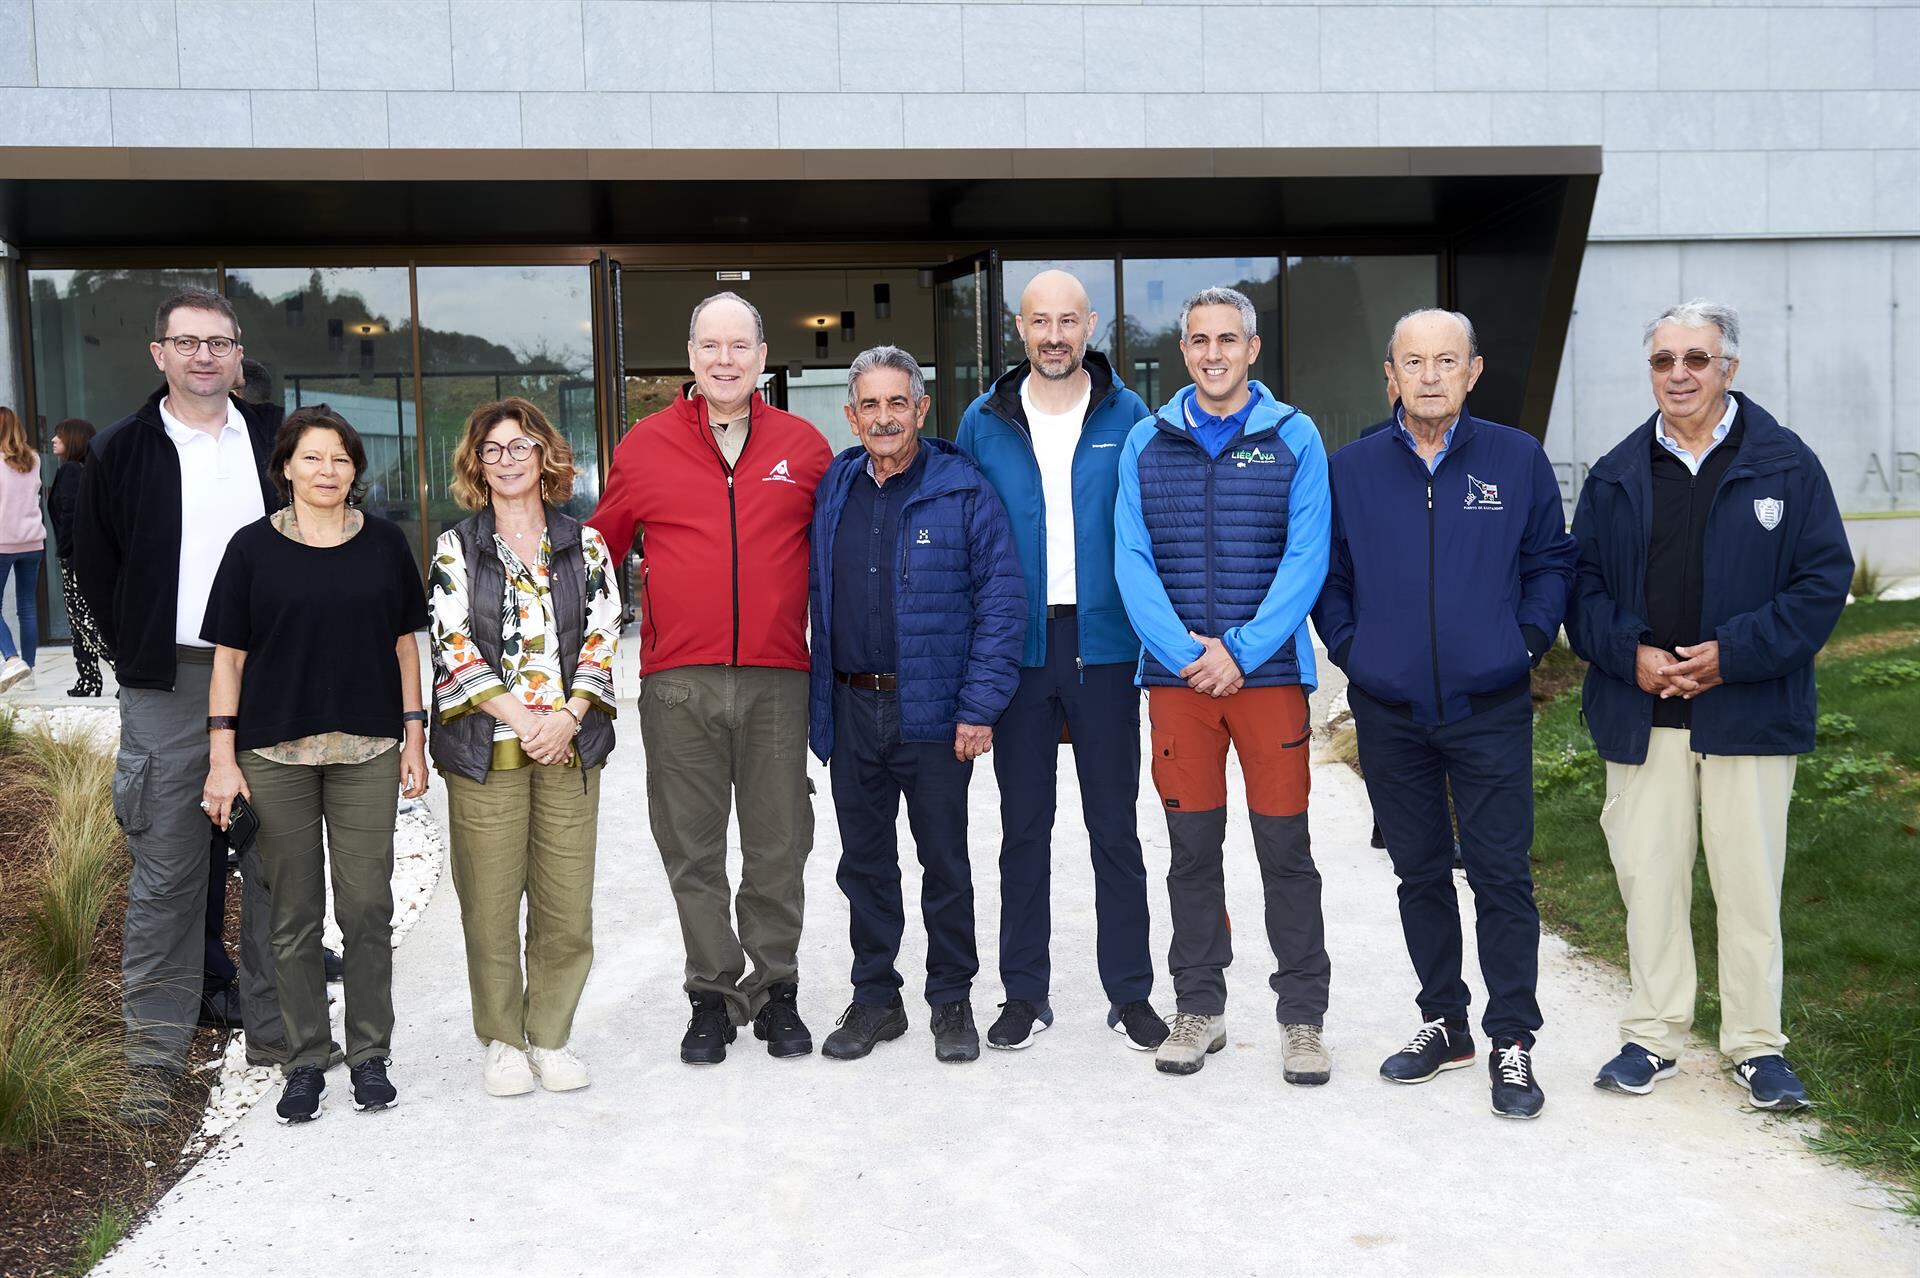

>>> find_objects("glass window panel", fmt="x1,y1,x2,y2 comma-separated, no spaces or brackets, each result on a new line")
28,267,219,642
1119,258,1281,411
1001,259,1117,376
224,267,420,561
416,266,598,539
1285,255,1439,453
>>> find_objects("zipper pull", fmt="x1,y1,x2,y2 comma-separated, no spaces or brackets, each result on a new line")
1426,477,1433,510
728,475,734,489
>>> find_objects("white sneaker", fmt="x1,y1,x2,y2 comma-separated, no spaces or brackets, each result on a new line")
0,658,30,693
528,1044,590,1092
482,1040,535,1096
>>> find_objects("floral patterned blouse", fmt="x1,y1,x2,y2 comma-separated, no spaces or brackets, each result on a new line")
428,523,620,769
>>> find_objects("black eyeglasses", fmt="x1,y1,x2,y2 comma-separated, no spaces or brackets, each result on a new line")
1648,350,1729,373
163,335,237,357
478,437,539,464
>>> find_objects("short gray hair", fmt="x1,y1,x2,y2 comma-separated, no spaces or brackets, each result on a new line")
846,345,927,405
1643,299,1740,359
688,291,765,345
1179,287,1257,342
1386,308,1479,363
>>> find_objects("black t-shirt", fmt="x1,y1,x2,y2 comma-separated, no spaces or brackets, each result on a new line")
201,515,429,751
1644,419,1743,729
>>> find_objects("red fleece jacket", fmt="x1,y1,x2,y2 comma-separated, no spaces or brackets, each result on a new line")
588,389,832,676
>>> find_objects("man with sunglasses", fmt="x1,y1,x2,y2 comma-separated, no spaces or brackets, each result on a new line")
1568,300,1852,1112
73,286,291,1124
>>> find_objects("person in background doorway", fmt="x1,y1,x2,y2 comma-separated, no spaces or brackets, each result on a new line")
47,418,112,697
0,406,43,694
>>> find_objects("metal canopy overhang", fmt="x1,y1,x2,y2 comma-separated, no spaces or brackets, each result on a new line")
0,145,1600,252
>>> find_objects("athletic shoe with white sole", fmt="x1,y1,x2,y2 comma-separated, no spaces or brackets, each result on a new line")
276,1065,326,1124
986,999,1053,1050
1735,1054,1810,1111
1379,1018,1476,1084
483,1040,535,1096
1594,1043,1679,1096
349,1057,398,1112
1155,1012,1226,1075
0,657,31,694
1489,1038,1545,1120
528,1044,590,1092
1108,999,1170,1051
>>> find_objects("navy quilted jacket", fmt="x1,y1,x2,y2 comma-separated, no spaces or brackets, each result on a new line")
1114,382,1331,690
808,437,1028,761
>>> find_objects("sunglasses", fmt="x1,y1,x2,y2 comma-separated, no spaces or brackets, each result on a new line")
1648,350,1729,373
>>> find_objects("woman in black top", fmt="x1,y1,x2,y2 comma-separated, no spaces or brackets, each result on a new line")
47,418,111,696
200,405,428,1126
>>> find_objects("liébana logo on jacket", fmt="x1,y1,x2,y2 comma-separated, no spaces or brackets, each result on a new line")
1229,446,1276,468
1464,474,1503,510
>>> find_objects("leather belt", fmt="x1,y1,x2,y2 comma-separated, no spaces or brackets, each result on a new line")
835,671,898,691
1045,603,1077,619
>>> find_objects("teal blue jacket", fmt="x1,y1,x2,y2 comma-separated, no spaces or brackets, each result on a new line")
953,352,1147,669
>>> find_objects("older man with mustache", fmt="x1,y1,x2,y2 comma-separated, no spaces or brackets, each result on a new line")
807,345,1026,1064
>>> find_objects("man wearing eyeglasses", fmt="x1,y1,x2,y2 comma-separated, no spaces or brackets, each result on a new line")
588,292,833,1065
72,286,290,1124
1568,300,1852,1112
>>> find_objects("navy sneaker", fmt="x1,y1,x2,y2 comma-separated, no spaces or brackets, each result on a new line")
275,1065,326,1125
1735,1055,1811,1111
1379,1018,1476,1084
1107,1000,1170,1051
349,1057,397,1112
1489,1037,1545,1120
1594,1043,1679,1096
986,999,1054,1050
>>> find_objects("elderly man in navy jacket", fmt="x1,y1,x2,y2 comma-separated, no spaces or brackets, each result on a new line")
808,345,1027,1065
954,269,1167,1055
1568,301,1851,1112
1314,308,1575,1120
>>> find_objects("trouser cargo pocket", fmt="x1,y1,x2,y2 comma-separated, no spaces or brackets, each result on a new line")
112,749,155,835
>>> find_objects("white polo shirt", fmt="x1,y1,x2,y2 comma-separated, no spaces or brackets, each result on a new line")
1020,375,1089,607
159,397,265,646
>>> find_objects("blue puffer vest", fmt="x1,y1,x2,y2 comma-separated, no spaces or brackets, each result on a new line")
1132,394,1303,688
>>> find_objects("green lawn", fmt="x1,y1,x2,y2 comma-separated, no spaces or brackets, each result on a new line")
1531,599,1920,1209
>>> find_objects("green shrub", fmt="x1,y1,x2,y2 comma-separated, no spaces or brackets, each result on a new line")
18,728,125,986
0,969,129,1150
1855,658,1920,688
1816,712,1859,740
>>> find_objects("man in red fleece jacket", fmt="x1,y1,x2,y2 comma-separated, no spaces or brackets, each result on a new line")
589,292,832,1064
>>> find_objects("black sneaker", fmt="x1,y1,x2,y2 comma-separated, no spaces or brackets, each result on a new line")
931,1000,979,1063
681,992,737,1065
349,1057,397,1112
1379,1018,1476,1084
323,948,345,983
276,1065,327,1124
1489,1037,1545,1120
1107,999,1170,1051
821,999,909,1060
752,983,813,1059
986,999,1054,1050
118,1064,179,1128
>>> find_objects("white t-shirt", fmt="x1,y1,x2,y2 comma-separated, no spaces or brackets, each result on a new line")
1020,375,1090,607
159,397,265,646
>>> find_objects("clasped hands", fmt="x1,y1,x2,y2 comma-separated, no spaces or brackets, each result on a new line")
1635,640,1722,699
1181,632,1243,698
514,704,579,766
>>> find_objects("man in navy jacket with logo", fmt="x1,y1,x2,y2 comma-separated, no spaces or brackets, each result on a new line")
1115,287,1333,1083
1314,308,1575,1120
808,345,1026,1065
1568,301,1850,1112
954,268,1168,1055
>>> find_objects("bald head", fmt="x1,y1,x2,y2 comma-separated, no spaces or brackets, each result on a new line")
1016,269,1098,383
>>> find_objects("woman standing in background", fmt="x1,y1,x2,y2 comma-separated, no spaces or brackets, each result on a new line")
47,417,111,696
0,406,44,694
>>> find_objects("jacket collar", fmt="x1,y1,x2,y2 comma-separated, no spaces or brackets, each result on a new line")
1590,392,1790,483
828,435,977,502
986,350,1122,432
474,501,580,554
1151,379,1298,442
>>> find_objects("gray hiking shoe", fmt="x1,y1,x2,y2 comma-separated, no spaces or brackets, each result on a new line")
1154,1012,1226,1075
1282,1023,1331,1086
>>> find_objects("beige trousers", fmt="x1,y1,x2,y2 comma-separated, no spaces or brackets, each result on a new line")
1600,726,1797,1062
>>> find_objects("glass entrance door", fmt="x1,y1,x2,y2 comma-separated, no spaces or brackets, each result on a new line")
930,250,1002,438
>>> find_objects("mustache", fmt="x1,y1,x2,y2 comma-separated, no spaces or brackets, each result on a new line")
866,420,908,436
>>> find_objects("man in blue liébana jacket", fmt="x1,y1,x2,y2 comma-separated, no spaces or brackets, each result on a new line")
954,268,1168,1056
808,345,1027,1066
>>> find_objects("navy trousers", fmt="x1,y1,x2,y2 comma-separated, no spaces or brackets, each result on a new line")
1350,686,1542,1045
829,682,978,1008
992,613,1152,1005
